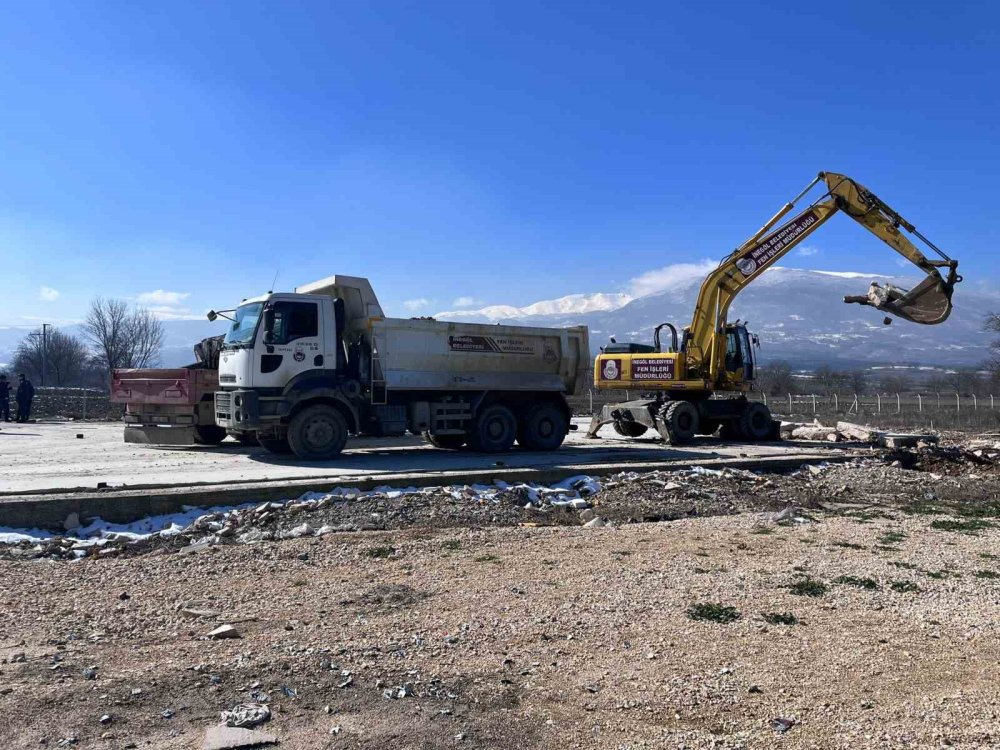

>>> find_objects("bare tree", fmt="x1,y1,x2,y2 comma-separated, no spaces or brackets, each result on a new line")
127,307,164,369
12,328,90,386
83,297,165,375
986,312,1000,375
847,369,868,394
877,372,911,394
813,364,847,394
755,360,796,396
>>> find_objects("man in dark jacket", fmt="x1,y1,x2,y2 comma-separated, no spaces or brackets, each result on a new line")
15,374,34,423
0,374,10,422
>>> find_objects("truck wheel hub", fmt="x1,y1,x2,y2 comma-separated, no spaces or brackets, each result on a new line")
304,417,335,446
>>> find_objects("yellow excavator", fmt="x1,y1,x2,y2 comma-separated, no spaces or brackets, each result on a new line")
588,171,961,443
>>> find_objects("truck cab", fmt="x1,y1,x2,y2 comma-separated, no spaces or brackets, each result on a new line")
218,293,338,391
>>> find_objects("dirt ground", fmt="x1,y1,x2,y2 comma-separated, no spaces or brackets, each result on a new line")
2,441,1000,749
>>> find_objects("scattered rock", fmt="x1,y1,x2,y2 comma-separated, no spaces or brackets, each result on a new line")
207,625,241,640
221,703,270,728
583,516,606,529
202,725,278,750
81,667,97,680
63,513,80,531
771,717,795,733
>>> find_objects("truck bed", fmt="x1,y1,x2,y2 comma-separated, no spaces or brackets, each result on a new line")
111,368,218,407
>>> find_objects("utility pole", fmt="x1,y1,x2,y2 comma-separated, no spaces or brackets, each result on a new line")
29,323,50,386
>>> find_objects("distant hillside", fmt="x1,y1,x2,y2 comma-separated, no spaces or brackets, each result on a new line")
437,267,997,369
2,268,994,372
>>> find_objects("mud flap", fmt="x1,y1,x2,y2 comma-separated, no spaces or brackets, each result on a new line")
123,425,198,446
844,273,954,325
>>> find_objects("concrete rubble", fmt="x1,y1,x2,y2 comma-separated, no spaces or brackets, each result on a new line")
780,418,938,448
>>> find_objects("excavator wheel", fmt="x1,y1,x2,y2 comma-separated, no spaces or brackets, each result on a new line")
658,400,699,444
739,402,774,441
613,420,648,438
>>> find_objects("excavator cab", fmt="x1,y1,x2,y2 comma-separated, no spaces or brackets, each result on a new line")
723,324,755,383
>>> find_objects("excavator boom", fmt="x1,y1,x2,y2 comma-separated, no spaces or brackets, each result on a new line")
686,171,960,381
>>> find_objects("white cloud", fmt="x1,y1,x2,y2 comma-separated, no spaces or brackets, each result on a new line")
145,305,205,321
452,296,481,307
137,290,191,306
796,245,820,257
38,286,60,302
403,298,431,311
628,260,717,297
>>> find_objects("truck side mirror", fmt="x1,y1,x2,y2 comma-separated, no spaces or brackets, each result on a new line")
263,307,275,345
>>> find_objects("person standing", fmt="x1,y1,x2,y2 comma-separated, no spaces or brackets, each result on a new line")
0,374,10,422
15,374,34,423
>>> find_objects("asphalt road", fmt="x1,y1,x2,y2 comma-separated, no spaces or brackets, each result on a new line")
0,419,850,496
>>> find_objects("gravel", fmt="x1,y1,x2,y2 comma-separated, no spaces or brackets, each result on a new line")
0,440,998,748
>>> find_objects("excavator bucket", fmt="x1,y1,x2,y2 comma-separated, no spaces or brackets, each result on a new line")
844,271,955,325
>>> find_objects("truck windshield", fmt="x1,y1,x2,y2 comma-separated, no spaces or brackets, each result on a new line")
223,303,263,346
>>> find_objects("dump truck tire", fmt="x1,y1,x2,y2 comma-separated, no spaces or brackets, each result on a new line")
517,402,568,451
739,402,773,441
258,435,293,454
613,420,648,438
288,404,349,460
194,425,227,445
659,400,699,444
468,403,517,453
424,432,466,450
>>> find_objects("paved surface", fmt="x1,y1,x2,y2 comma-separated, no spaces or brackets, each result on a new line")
1,419,854,495
0,419,859,529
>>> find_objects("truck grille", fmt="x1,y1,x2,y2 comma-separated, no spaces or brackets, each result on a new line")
215,391,232,420
219,374,236,384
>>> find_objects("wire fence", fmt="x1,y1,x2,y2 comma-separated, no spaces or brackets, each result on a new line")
569,389,1000,431
24,388,123,421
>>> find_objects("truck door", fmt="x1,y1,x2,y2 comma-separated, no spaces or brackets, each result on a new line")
255,300,323,388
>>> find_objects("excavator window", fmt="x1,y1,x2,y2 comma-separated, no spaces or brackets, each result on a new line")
738,326,755,381
724,327,755,380
725,330,742,373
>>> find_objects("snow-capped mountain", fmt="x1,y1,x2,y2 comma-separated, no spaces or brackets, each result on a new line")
434,267,997,368
438,291,633,320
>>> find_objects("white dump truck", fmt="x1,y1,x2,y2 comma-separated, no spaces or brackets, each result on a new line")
211,276,590,460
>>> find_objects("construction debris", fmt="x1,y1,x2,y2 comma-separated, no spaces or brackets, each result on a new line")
781,418,938,448
221,703,270,729
202,725,278,750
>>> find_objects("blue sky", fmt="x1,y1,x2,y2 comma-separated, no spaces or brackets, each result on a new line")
1,0,997,325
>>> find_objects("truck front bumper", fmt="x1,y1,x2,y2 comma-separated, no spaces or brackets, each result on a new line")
214,389,261,429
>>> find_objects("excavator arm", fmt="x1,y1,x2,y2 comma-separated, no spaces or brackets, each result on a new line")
685,171,960,381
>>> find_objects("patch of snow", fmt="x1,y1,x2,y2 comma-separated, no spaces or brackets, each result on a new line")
0,476,602,549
